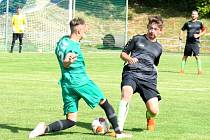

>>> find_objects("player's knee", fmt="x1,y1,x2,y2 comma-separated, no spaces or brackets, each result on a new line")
99,99,106,105
66,113,77,122
121,87,133,101
122,93,132,101
150,108,159,116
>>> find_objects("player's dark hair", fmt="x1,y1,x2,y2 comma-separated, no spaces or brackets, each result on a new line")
147,16,163,30
16,6,21,10
69,17,85,33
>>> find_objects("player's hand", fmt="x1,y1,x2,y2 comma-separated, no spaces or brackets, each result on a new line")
63,53,78,68
67,53,78,63
179,36,182,40
194,34,200,38
128,57,138,64
64,53,77,64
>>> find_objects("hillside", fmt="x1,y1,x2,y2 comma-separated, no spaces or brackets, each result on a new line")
1,1,210,53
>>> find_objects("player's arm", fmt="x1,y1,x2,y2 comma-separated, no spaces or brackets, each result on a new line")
11,16,14,25
120,37,138,64
63,53,77,68
23,15,27,25
179,30,183,41
154,52,162,66
179,22,187,40
120,52,138,64
194,22,206,38
196,25,206,38
12,16,16,32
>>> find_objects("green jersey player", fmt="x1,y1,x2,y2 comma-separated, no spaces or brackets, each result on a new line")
29,17,132,139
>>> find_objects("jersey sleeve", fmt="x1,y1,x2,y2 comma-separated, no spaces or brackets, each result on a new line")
122,37,135,54
200,21,206,31
55,39,72,63
154,49,162,66
11,15,15,25
181,22,188,31
23,15,27,25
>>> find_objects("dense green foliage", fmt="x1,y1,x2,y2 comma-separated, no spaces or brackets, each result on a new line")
129,0,210,17
0,0,36,13
1,0,210,17
196,0,210,17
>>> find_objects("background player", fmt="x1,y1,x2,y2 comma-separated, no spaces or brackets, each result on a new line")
10,6,27,53
179,10,206,75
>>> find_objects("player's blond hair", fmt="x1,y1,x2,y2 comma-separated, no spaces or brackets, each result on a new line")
69,17,85,33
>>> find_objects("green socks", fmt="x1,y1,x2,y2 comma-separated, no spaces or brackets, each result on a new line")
197,59,202,71
146,110,156,119
181,60,186,71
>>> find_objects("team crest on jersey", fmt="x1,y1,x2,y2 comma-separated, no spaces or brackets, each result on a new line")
138,43,144,47
136,42,145,49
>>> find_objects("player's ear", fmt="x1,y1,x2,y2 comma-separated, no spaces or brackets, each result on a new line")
77,25,83,35
159,28,163,34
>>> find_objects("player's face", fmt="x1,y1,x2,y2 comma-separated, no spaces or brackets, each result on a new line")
78,24,87,40
147,23,161,40
16,8,21,14
191,11,198,20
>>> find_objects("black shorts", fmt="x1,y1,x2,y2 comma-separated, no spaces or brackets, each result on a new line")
184,43,200,56
121,74,161,103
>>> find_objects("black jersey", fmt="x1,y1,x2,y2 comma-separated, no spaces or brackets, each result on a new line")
181,20,204,43
122,34,162,84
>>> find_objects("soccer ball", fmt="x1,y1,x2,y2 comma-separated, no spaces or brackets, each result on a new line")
91,117,110,135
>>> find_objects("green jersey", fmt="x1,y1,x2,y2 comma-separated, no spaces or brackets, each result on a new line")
55,35,90,87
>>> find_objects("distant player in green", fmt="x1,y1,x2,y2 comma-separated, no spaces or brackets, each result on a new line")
179,10,206,75
29,17,132,139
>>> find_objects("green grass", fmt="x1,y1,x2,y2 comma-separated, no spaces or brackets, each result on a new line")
0,49,210,140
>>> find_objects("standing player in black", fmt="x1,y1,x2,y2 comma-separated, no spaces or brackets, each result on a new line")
179,10,206,75
117,16,163,131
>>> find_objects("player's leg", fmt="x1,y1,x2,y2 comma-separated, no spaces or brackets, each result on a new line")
29,113,77,139
193,44,202,74
195,56,202,74
77,80,132,138
99,96,132,138
44,112,77,133
18,33,23,53
99,99,121,133
180,56,188,73
146,97,159,131
139,82,161,131
117,76,135,131
76,80,120,132
29,86,78,138
10,33,17,53
117,86,133,131
180,44,191,73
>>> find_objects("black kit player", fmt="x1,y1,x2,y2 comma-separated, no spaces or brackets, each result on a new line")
29,17,132,139
117,16,163,131
179,10,206,75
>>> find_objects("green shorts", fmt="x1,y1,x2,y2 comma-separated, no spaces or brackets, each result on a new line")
61,80,105,115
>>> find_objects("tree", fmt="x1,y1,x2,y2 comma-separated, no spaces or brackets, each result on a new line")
196,0,210,17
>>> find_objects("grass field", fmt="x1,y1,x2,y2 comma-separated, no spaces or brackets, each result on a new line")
0,49,210,140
